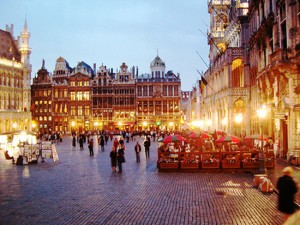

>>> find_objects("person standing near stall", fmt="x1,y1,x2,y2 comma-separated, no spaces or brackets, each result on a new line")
276,166,298,221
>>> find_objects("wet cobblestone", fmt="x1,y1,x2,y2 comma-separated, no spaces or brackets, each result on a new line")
0,136,284,225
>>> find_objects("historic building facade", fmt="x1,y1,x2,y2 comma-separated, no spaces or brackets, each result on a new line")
248,0,300,158
112,62,136,131
31,61,52,133
91,64,114,131
52,57,72,133
0,22,32,133
190,0,300,159
136,56,182,131
199,0,250,136
68,62,94,133
31,56,181,133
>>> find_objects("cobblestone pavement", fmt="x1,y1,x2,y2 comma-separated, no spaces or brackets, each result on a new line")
0,136,285,225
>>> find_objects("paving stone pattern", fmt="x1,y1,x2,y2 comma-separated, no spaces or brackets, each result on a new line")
0,136,284,225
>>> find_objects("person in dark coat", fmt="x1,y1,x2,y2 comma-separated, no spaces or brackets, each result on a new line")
79,135,84,150
100,135,105,151
143,136,151,159
134,141,142,163
110,146,117,172
276,166,298,221
117,144,125,173
72,135,76,147
88,139,94,156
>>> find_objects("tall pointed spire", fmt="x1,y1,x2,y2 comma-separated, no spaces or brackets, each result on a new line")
23,17,28,32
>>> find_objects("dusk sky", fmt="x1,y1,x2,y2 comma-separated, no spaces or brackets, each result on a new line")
0,0,210,91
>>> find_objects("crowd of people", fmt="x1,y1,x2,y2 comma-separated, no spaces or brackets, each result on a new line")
69,129,157,173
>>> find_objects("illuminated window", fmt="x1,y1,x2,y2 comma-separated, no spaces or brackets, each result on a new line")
64,89,68,98
77,92,82,101
78,106,83,116
85,106,89,116
70,92,75,101
71,106,76,116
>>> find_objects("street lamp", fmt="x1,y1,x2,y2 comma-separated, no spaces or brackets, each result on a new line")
234,113,243,136
257,105,267,173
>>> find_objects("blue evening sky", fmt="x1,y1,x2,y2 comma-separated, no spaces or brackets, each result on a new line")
0,0,210,91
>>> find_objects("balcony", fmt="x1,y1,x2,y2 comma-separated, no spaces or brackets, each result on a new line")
213,47,244,69
269,48,289,64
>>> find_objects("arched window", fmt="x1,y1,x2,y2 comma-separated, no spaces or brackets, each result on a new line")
231,58,244,87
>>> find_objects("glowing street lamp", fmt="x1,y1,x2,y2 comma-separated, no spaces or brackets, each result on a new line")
234,113,243,136
257,104,267,173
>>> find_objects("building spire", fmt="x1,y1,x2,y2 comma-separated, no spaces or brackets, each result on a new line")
23,17,28,32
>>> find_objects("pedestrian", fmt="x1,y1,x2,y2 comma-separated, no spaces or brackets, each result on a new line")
113,137,119,149
119,136,124,146
79,135,84,150
117,143,125,173
105,134,109,145
72,135,76,147
276,166,298,221
88,138,94,156
143,136,151,159
4,150,15,164
134,141,141,163
110,146,117,172
100,135,105,151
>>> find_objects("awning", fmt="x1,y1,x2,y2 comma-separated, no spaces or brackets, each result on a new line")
113,122,135,126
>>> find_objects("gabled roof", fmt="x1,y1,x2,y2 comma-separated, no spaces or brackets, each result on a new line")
0,29,21,62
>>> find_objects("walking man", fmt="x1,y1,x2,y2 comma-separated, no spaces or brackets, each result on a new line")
143,136,151,159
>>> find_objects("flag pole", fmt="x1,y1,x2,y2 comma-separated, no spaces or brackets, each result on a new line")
196,69,214,93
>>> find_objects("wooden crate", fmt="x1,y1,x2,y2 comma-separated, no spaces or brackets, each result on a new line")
181,162,199,169
201,161,220,169
159,162,179,169
222,160,241,169
242,161,259,168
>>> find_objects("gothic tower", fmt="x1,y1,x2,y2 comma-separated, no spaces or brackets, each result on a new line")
19,18,32,112
207,0,231,65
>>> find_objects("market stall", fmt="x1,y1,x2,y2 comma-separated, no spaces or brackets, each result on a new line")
1,131,58,164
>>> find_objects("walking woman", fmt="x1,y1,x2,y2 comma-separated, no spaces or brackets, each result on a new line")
110,146,117,172
117,143,125,173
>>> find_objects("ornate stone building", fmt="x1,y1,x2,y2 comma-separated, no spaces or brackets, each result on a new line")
199,0,250,135
91,64,114,131
0,21,32,133
192,0,300,160
248,0,300,158
136,56,181,131
68,62,94,133
52,57,72,133
31,61,52,133
31,56,181,133
112,62,136,131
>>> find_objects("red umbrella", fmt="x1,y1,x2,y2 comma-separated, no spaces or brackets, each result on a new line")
163,135,186,144
188,131,200,138
195,138,203,147
215,135,242,143
245,134,268,141
201,132,211,139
